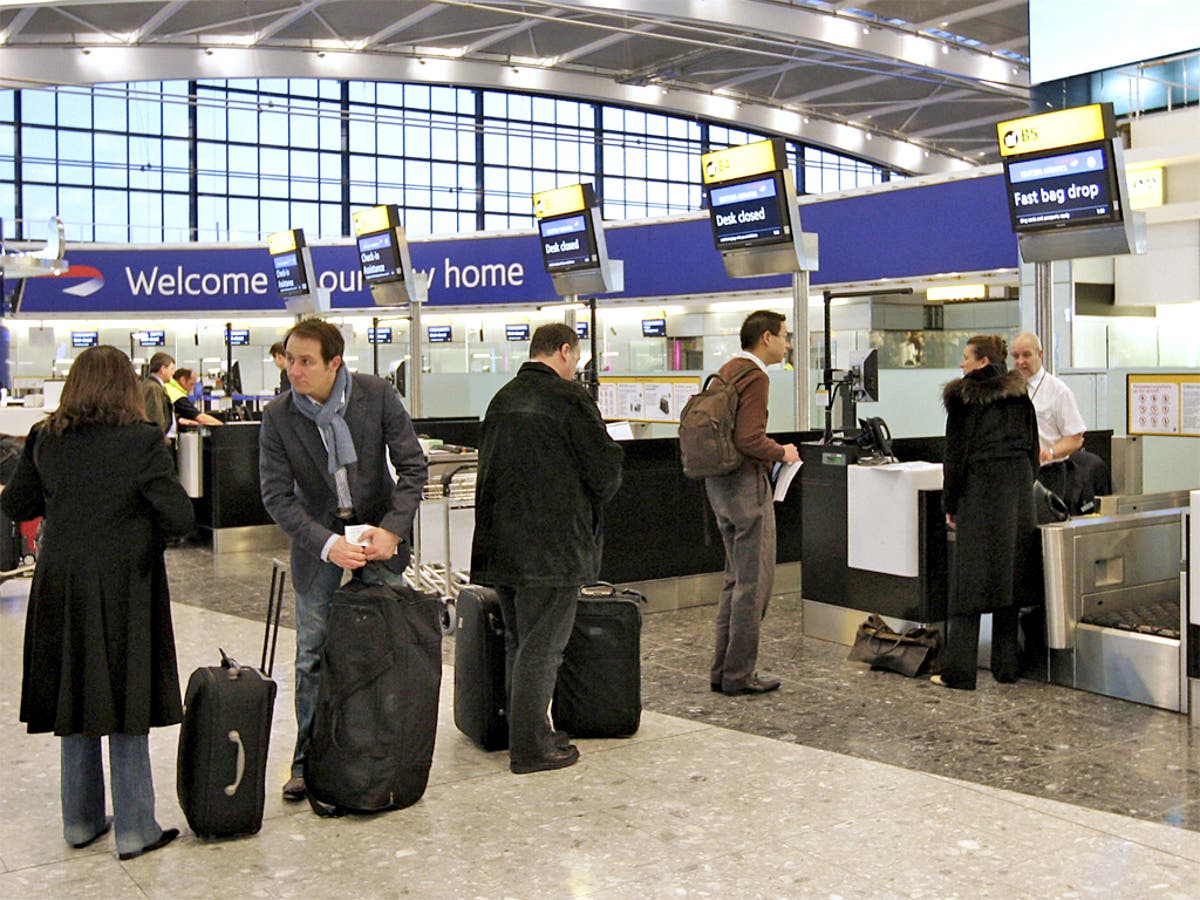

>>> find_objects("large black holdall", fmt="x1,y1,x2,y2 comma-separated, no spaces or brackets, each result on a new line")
304,576,443,816
176,559,285,839
453,585,508,751
552,583,645,738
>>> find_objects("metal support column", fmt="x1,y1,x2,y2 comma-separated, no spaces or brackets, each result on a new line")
408,297,422,417
1034,260,1055,374
792,271,810,431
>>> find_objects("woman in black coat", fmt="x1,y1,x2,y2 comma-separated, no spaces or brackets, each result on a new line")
1,345,194,859
935,335,1040,690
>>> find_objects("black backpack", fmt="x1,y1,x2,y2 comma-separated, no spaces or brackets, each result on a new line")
677,365,758,479
304,578,443,816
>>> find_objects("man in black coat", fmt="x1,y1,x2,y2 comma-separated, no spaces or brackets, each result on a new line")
470,323,623,774
259,318,427,800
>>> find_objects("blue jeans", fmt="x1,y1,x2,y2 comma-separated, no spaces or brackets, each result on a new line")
291,560,407,775
61,733,164,856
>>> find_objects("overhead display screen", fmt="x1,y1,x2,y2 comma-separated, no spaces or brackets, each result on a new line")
367,327,392,344
641,318,667,337
575,321,589,340
71,331,99,348
427,325,453,343
225,328,251,346
505,324,530,342
357,230,405,284
271,249,310,296
538,213,599,273
1004,142,1122,232
707,172,791,250
136,329,166,347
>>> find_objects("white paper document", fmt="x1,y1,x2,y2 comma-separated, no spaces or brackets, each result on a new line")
772,460,802,502
606,420,635,440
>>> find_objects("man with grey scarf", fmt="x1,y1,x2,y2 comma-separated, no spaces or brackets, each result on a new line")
259,318,427,802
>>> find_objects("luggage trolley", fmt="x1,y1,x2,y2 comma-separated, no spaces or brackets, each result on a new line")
407,463,477,634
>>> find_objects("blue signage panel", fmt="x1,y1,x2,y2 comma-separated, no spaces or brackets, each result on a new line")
15,175,1016,314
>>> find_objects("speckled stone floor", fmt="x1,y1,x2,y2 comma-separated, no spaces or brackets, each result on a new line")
5,544,1200,896
161,543,1200,833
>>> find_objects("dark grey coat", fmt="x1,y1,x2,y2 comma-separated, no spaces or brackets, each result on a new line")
470,362,624,588
258,373,427,593
942,365,1041,615
2,422,195,736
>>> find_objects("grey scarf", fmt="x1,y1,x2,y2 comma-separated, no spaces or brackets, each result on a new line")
292,365,357,475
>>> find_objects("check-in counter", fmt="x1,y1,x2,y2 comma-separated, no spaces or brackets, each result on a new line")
800,439,949,644
185,422,286,552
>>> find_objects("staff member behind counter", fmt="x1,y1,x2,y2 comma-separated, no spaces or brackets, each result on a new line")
165,368,223,427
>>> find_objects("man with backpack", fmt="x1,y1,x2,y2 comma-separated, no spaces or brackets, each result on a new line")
703,310,798,695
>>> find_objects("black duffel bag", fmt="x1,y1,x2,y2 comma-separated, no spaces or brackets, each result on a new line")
847,614,941,677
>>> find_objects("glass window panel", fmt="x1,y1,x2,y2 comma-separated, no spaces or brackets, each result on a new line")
23,184,57,231
532,97,556,123
430,86,457,113
163,138,189,192
348,112,375,153
508,168,532,199
432,209,460,234
227,104,257,143
482,92,506,117
455,129,476,162
378,119,404,155
258,198,289,235
320,202,342,239
407,160,431,206
318,105,340,149
508,94,531,122
483,166,506,194
531,136,556,168
56,91,92,129
59,185,93,228
162,95,188,137
484,213,509,230
291,101,319,147
377,156,404,191
431,161,456,197
22,91,56,126
603,144,624,177
405,208,431,236
482,132,505,164
291,78,319,98
646,148,668,180
57,130,91,163
349,154,375,187
319,79,340,100
404,84,430,110
196,98,226,141
259,78,289,96
601,106,622,130
375,83,403,108
94,188,127,234
0,90,13,120
128,93,162,134
290,149,319,200
197,195,227,242
405,122,430,158
260,109,289,145
21,127,57,182
507,136,532,169
227,197,259,240
348,81,374,104
260,148,290,198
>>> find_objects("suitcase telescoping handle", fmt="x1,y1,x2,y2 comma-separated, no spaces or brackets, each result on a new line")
262,559,287,677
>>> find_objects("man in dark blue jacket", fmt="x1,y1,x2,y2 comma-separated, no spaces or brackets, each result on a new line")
471,323,623,774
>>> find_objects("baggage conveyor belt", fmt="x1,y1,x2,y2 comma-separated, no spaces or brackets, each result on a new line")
1080,599,1180,640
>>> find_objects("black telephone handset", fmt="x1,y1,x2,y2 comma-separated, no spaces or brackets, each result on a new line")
857,416,894,460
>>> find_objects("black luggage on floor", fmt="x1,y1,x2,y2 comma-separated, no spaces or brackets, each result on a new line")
552,583,645,738
453,585,508,751
177,559,285,839
304,577,442,816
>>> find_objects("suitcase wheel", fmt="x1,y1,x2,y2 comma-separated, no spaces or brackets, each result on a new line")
440,599,456,636
307,794,346,818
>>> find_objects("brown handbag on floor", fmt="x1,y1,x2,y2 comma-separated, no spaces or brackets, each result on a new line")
847,614,941,677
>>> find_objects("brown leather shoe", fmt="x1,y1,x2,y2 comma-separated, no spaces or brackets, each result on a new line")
510,744,580,775
724,674,781,695
281,775,306,801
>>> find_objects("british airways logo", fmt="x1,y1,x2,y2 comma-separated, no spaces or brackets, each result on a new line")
54,264,105,297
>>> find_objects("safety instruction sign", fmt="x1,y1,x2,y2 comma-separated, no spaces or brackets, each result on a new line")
1127,374,1200,437
597,376,701,424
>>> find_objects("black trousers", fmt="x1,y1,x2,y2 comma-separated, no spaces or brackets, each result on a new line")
941,607,1021,689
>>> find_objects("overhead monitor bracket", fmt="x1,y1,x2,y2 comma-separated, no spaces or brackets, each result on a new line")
701,139,818,279
352,205,428,308
0,216,70,281
267,229,330,314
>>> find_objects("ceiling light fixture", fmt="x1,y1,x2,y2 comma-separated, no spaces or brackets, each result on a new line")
940,45,949,55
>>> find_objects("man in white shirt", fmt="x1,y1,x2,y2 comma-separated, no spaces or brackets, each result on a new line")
1010,333,1085,466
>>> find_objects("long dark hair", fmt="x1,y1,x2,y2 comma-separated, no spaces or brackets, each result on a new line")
45,345,148,435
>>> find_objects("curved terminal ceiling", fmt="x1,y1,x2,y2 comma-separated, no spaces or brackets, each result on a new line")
0,0,1031,174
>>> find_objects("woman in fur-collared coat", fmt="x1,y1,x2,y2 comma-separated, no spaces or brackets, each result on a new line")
936,335,1040,690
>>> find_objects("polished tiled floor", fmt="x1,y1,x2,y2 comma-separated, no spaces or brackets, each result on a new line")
3,546,1200,897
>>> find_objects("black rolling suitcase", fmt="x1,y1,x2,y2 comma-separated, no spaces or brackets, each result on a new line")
177,559,286,839
552,583,645,738
453,585,508,751
304,577,443,817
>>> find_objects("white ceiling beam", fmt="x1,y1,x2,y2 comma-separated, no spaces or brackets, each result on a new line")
130,0,187,42
912,109,1017,138
253,1,329,45
553,22,655,65
914,0,1024,32
360,6,446,50
460,12,557,56
0,5,37,44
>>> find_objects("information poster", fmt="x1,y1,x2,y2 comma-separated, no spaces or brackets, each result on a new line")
596,376,701,424
1127,374,1200,436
